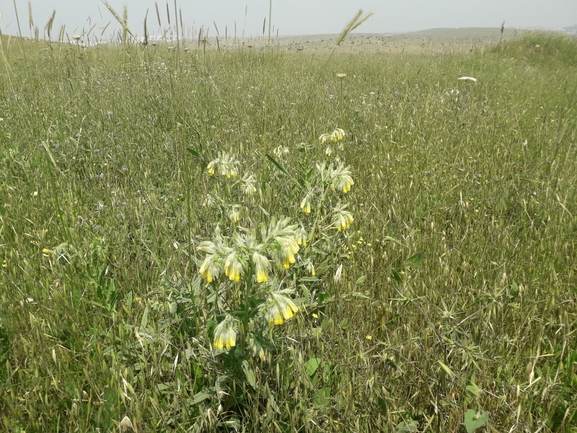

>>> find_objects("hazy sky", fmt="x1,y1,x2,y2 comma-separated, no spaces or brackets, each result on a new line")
1,0,576,41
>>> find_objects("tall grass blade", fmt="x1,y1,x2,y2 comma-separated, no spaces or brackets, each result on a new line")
336,9,362,46
155,2,161,26
143,9,149,45
173,0,180,67
100,22,111,37
336,9,373,45
44,10,56,40
12,0,23,38
350,11,374,32
28,2,34,31
266,154,289,176
58,24,65,43
0,36,14,81
102,1,134,42
122,6,128,45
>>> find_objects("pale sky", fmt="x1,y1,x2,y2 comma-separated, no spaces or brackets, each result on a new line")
1,0,576,41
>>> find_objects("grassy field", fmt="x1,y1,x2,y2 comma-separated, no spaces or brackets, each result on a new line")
0,28,576,432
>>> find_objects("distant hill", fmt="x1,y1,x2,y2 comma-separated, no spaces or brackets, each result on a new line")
564,24,577,35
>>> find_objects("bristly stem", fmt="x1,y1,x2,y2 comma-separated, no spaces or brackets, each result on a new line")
173,0,180,70
12,0,23,39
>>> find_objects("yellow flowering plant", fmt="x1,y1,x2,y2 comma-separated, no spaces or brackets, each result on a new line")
193,129,354,411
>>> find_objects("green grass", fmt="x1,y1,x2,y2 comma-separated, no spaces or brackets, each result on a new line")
0,31,576,432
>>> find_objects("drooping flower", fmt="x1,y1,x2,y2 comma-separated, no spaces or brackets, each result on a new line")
213,316,237,349
207,160,216,176
295,226,308,247
331,163,354,193
252,251,269,283
199,254,220,282
319,133,331,144
275,236,299,269
229,205,241,223
300,195,311,214
224,250,244,282
330,128,345,142
305,260,316,276
266,292,299,328
241,173,257,196
332,205,354,232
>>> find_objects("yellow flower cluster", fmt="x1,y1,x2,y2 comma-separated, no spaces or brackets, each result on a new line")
198,219,303,284
266,292,299,327
198,254,220,282
333,206,354,232
241,173,257,196
275,236,299,269
228,205,241,223
331,163,354,193
319,128,345,144
330,128,345,142
206,152,239,178
224,250,244,282
213,316,237,349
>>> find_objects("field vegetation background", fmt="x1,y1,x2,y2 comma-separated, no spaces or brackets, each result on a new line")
0,15,576,433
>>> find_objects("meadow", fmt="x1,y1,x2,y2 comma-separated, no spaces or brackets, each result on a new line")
0,27,576,432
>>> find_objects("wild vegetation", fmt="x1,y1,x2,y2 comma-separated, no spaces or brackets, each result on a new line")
0,24,576,432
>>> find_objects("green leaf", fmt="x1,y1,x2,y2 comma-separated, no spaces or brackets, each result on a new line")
242,361,256,388
383,236,403,245
405,252,423,268
438,360,456,378
265,153,289,175
299,276,319,282
304,357,321,377
312,387,331,406
189,391,211,405
464,409,489,433
318,293,333,304
186,147,201,158
103,387,118,405
395,420,419,432
376,396,388,416
140,306,149,328
466,382,482,398
355,275,367,286
391,270,403,283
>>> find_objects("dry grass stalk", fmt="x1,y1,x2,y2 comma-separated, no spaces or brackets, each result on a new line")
44,10,56,39
102,2,134,43
155,2,161,27
143,9,149,45
28,2,34,30
58,24,66,43
336,9,374,46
